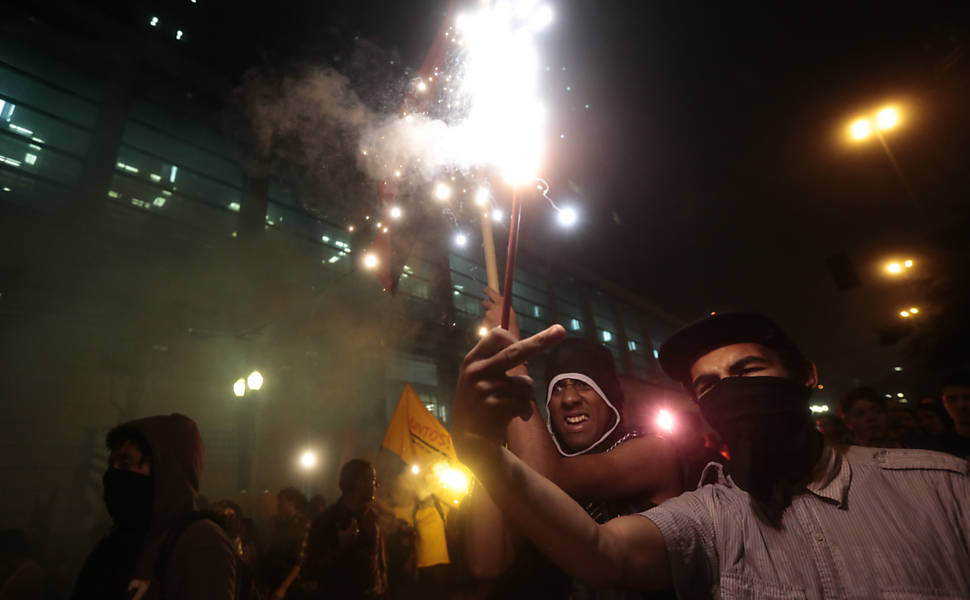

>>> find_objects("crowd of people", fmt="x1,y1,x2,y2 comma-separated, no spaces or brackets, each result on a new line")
2,301,967,599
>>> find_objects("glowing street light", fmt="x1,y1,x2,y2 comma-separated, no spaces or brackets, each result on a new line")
454,233,467,247
363,253,379,269
389,206,403,220
908,306,919,314
904,259,913,268
233,378,246,398
492,208,503,222
886,262,902,274
847,105,917,207
900,310,910,318
475,187,490,206
300,451,317,469
247,370,264,391
850,119,872,140
876,107,899,130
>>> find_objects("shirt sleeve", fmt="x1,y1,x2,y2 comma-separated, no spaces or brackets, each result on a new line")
638,488,718,600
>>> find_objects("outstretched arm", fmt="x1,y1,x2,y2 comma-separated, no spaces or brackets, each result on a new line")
452,326,673,590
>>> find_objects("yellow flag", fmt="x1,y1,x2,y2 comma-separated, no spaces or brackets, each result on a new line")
381,384,458,465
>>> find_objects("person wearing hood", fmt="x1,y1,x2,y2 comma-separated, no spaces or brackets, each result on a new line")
71,413,237,600
451,312,970,598
462,291,681,598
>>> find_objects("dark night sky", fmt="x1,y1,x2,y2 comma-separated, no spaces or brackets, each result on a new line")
117,1,970,397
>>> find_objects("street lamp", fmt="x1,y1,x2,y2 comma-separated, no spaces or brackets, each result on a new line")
247,370,263,391
233,378,247,398
847,105,917,207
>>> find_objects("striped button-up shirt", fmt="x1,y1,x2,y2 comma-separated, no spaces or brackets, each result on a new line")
641,445,970,599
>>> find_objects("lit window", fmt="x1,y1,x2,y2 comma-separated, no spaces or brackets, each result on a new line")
628,340,637,351
653,349,659,359
0,100,16,121
153,197,166,207
169,165,178,183
328,256,340,264
150,16,159,26
176,30,184,40
602,330,613,343
24,153,37,165
149,173,161,182
570,318,581,331
321,235,330,242
533,306,541,318
228,202,241,212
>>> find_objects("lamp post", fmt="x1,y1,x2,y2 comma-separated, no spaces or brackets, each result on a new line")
848,106,919,208
234,370,264,492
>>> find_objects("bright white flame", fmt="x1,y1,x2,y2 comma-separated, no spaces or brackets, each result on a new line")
247,371,264,391
655,409,675,434
300,451,317,469
434,182,452,201
390,206,402,219
455,233,467,246
557,206,577,226
475,187,490,206
233,379,246,398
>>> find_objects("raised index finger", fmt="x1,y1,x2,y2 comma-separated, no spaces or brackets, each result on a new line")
478,324,566,374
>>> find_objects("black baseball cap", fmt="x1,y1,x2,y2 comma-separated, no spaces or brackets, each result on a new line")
658,312,808,386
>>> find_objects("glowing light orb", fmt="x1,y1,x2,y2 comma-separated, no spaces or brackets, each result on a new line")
390,206,402,219
492,208,503,221
436,464,470,494
233,378,246,398
909,307,919,314
557,206,577,226
300,451,317,469
475,187,490,206
478,326,488,337
900,310,910,318
363,253,379,269
904,259,913,268
434,182,452,201
455,233,467,246
876,107,899,130
886,262,902,274
411,464,420,475
417,80,428,92
247,371,264,391
850,119,871,140
655,409,675,434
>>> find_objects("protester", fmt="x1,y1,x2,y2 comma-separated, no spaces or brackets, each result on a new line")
259,487,310,599
307,495,327,522
814,413,850,445
463,290,682,599
915,402,950,439
71,414,236,599
451,312,970,598
838,387,898,447
302,459,387,599
940,372,970,460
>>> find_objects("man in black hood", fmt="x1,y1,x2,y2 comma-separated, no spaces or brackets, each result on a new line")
451,312,970,598
462,293,681,598
72,413,236,599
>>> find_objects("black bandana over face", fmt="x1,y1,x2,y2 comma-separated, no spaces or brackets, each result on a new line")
698,376,819,510
102,468,154,533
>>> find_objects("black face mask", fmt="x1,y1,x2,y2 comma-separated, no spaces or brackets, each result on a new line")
103,468,154,532
698,377,819,511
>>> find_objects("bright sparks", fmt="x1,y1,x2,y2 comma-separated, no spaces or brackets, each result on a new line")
434,182,452,201
850,119,871,140
557,206,577,226
453,2,551,183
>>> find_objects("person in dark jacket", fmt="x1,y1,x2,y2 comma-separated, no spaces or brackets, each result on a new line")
72,413,236,600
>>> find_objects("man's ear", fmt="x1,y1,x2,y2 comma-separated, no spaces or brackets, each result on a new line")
805,362,819,390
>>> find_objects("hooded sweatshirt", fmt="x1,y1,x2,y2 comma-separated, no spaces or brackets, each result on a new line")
73,414,236,600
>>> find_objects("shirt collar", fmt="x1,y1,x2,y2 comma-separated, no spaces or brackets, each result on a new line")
804,444,851,507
